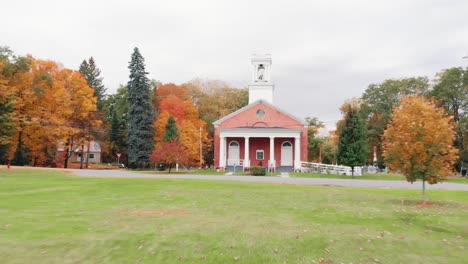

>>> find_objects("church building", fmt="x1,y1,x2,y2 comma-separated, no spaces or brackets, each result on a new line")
213,54,308,172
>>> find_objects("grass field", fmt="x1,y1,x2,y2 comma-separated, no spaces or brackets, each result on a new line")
0,168,467,263
138,168,280,176
291,172,468,184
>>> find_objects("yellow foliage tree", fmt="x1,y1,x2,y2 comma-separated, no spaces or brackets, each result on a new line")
5,56,98,167
383,96,458,201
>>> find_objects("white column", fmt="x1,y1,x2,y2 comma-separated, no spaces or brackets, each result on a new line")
252,64,256,81
220,136,226,168
244,137,250,169
294,136,301,170
269,137,275,169
267,64,271,82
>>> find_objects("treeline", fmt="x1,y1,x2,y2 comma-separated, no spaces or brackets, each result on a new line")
309,68,468,171
0,47,248,168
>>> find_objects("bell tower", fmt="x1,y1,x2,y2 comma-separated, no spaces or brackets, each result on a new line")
249,54,274,104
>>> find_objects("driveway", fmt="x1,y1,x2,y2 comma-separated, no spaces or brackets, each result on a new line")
70,169,468,191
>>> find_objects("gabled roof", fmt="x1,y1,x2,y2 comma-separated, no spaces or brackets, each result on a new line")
57,141,102,152
213,99,306,126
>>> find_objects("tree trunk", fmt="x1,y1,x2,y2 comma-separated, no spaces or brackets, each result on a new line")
351,166,354,178
422,176,426,203
85,141,90,168
79,144,84,169
64,147,69,169
64,137,75,169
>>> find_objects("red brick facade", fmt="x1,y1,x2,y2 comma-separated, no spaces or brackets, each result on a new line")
213,100,308,170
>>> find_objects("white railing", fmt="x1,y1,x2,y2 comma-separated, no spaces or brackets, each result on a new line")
227,159,244,167
300,161,362,176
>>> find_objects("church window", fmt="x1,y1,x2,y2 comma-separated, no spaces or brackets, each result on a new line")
256,150,264,160
256,109,265,119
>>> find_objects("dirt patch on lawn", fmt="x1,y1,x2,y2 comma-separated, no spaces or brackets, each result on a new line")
391,199,466,210
268,182,343,188
119,208,189,216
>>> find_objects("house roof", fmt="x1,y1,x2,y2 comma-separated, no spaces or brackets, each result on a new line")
57,141,102,152
213,99,306,126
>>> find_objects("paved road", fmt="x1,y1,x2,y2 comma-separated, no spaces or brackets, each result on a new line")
71,169,468,191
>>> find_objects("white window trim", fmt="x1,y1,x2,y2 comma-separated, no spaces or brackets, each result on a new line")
256,149,264,160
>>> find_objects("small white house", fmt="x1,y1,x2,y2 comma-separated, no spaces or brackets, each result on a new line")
57,141,102,163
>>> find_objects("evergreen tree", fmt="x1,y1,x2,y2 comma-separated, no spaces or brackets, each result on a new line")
337,107,368,176
163,116,179,142
127,47,155,168
79,57,107,111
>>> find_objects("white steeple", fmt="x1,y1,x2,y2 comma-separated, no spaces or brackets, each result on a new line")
249,54,275,104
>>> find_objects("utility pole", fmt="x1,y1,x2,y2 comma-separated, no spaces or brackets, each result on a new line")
199,127,203,168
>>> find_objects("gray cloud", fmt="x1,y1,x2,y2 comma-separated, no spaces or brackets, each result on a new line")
3,0,468,128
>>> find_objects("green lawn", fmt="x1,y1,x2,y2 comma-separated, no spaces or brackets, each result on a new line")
291,172,468,184
291,172,406,180
136,168,227,175
134,168,280,176
446,177,468,184
0,169,467,263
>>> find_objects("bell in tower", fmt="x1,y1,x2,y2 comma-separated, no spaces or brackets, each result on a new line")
249,54,275,104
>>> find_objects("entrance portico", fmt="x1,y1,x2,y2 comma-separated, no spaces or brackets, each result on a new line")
219,127,302,171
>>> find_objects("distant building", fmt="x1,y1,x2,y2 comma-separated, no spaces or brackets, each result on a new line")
57,141,102,163
213,54,308,172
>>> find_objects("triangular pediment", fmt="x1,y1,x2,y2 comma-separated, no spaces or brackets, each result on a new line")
213,100,305,128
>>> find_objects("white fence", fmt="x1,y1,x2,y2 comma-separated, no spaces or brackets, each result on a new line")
300,161,362,176
227,159,244,167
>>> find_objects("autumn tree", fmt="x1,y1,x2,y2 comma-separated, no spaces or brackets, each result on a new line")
182,79,248,166
0,51,98,167
57,68,98,168
383,96,458,201
150,115,187,172
337,106,368,176
431,67,468,170
361,77,429,167
127,47,154,168
8,57,67,166
153,83,209,166
150,141,188,173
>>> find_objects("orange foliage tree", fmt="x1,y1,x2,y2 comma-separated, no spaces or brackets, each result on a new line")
383,96,458,200
153,83,208,166
3,55,98,167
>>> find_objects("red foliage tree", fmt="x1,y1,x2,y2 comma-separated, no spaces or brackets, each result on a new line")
150,140,188,173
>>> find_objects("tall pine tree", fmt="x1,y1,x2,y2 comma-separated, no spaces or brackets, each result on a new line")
79,57,107,111
337,107,368,176
127,47,155,168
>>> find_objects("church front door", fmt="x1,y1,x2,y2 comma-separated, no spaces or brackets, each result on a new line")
281,141,293,166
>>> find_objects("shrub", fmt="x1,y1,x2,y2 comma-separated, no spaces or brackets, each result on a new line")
249,166,266,176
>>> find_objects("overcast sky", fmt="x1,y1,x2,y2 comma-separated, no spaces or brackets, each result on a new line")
3,0,468,128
